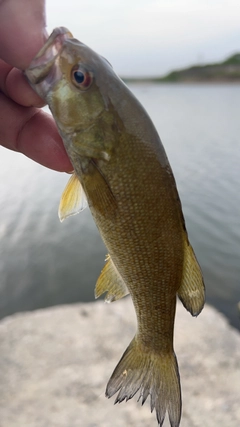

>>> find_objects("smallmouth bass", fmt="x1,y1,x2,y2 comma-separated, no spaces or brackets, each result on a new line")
25,27,205,427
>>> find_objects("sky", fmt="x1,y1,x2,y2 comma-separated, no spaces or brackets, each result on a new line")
46,0,240,77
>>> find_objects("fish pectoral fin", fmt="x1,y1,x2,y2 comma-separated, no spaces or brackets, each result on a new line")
58,172,88,222
178,238,205,316
106,337,181,427
85,160,118,216
95,255,129,302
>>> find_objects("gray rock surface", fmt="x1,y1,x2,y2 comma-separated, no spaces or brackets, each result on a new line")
0,299,239,427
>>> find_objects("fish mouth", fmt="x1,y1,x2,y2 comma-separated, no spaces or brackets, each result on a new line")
24,27,73,97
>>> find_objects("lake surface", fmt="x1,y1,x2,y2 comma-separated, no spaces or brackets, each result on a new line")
0,83,239,329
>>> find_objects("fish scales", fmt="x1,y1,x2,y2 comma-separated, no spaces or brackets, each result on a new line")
25,27,205,427
83,131,184,354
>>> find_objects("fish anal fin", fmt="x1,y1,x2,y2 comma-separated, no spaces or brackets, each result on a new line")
58,172,88,222
106,337,181,427
178,238,205,316
95,255,129,302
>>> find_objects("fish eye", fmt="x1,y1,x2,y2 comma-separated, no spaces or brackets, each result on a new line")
74,71,84,84
71,65,93,90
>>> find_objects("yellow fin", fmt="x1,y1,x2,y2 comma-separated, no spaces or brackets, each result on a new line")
178,238,205,316
95,255,129,302
106,337,181,427
58,172,88,222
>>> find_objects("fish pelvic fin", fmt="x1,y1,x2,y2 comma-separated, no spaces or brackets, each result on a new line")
95,255,129,302
58,172,88,222
106,337,181,427
178,238,205,316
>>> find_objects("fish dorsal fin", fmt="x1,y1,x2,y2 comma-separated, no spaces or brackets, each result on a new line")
95,255,129,303
58,172,88,222
177,238,205,316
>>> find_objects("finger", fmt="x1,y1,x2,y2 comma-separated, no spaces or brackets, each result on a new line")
0,92,72,172
0,59,45,107
6,67,45,107
0,0,47,69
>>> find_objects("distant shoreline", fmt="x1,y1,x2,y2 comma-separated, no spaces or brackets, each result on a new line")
122,52,240,84
122,78,240,84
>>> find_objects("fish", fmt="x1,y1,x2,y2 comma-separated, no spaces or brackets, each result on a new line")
25,27,205,427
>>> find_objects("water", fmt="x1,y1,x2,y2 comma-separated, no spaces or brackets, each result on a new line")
0,83,239,329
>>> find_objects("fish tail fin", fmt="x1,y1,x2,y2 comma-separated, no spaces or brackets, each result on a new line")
106,337,181,427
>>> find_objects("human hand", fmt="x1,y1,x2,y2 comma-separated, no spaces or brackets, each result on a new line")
0,0,72,172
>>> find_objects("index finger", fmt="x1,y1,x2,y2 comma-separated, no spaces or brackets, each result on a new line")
0,0,47,69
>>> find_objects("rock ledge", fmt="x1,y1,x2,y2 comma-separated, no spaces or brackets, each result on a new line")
0,299,239,427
